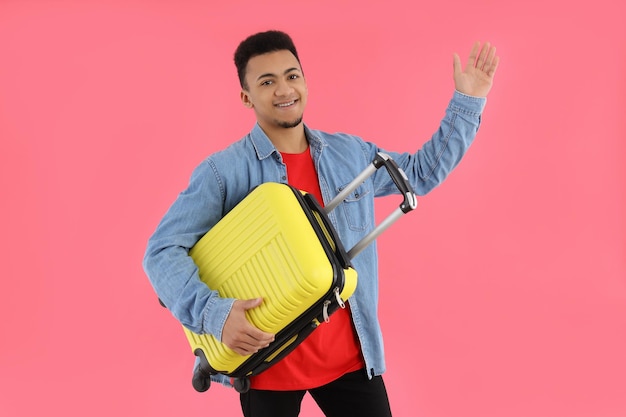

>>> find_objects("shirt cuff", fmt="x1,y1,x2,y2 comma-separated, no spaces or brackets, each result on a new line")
203,296,236,341
451,90,487,115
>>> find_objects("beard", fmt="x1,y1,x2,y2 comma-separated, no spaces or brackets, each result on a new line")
277,115,303,129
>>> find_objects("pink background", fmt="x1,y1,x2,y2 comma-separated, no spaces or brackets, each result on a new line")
1,1,624,416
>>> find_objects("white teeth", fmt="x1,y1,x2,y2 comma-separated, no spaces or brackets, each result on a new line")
276,101,295,107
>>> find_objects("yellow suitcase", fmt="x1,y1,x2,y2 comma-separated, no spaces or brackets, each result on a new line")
177,153,417,392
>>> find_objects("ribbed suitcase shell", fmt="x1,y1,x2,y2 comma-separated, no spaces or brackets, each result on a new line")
185,182,357,376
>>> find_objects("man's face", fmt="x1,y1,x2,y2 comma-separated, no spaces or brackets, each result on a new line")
241,50,308,131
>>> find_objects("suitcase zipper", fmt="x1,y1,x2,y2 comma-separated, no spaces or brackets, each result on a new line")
322,287,346,323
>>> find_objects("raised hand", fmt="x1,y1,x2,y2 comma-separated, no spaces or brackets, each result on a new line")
222,297,275,356
453,41,499,98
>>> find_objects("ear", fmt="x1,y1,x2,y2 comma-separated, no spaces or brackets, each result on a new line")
240,90,254,108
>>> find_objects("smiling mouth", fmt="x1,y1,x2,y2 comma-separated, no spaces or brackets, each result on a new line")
275,100,297,108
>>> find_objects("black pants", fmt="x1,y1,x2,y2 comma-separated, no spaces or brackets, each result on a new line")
240,369,393,417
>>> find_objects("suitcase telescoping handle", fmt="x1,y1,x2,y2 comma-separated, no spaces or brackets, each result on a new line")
324,152,418,260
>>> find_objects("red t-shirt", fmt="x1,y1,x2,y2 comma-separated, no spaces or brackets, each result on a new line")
249,147,364,390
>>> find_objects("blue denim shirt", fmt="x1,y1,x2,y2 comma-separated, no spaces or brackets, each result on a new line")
143,91,485,387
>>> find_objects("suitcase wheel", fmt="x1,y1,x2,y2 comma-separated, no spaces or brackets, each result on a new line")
192,371,211,392
233,377,250,393
192,349,212,392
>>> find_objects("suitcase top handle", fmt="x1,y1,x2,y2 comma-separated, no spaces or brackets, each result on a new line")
324,152,418,260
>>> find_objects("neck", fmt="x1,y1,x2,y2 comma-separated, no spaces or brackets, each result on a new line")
262,123,308,153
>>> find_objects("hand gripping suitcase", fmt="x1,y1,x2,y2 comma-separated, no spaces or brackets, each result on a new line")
174,152,417,393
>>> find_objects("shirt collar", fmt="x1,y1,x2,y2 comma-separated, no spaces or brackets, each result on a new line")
249,123,327,160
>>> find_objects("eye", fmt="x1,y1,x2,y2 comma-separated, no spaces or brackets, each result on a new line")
288,74,299,80
260,80,273,86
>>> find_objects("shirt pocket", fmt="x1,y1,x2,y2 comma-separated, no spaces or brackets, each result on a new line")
336,182,372,232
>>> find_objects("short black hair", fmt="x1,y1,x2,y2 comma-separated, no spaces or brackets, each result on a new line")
234,30,301,89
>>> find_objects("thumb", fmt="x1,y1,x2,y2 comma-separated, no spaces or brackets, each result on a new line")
452,52,462,76
240,297,263,311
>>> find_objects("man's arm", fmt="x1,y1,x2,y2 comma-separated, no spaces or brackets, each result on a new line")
370,42,499,196
143,160,274,354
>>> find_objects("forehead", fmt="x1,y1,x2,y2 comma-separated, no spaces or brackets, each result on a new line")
245,50,302,80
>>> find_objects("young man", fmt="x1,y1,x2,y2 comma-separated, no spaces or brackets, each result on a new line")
143,30,499,417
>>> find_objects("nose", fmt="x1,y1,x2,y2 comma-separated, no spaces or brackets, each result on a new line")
274,79,294,97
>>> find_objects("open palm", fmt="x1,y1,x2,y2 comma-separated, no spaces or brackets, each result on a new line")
453,42,499,98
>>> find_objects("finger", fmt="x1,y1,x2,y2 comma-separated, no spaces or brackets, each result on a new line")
239,298,275,342
248,326,275,345
251,329,274,344
234,319,275,345
231,331,274,355
487,55,500,77
467,41,480,67
231,342,260,356
226,336,262,355
485,45,497,67
476,42,491,70
479,44,495,73
479,44,499,77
